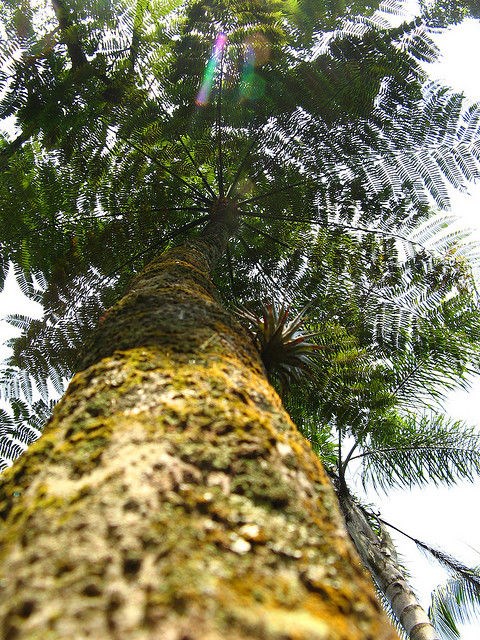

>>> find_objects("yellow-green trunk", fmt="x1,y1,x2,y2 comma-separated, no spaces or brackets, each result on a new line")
0,242,398,639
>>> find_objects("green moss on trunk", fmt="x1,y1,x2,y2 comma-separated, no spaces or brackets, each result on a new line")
0,243,398,639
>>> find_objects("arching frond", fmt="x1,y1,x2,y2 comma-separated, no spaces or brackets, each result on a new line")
429,567,480,640
354,413,480,492
0,398,54,471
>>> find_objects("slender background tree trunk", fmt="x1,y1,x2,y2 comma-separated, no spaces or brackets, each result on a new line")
0,238,398,639
341,494,439,640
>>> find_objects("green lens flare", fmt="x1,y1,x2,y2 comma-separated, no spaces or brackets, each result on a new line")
239,44,265,101
196,33,228,106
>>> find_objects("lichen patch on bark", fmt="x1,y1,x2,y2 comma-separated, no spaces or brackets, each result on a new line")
0,243,398,639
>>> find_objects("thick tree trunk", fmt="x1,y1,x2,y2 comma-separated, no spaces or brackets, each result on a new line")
340,494,439,640
0,235,398,639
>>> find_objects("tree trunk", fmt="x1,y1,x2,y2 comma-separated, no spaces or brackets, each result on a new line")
51,0,88,70
0,233,398,639
340,494,439,640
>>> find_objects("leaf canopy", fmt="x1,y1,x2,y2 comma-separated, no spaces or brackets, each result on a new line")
1,0,480,497
3,2,480,635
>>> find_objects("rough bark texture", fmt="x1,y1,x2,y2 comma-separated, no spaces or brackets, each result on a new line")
0,240,398,639
341,495,439,640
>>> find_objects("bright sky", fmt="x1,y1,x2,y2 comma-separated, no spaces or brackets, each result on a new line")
1,4,480,639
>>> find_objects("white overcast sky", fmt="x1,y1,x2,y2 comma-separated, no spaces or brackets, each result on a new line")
1,3,480,638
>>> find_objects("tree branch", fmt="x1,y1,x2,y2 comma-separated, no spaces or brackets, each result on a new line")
0,131,30,169
128,0,147,76
51,0,88,70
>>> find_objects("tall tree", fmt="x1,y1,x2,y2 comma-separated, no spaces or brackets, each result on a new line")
1,0,480,638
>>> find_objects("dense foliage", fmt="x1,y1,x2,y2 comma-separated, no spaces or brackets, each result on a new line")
1,0,480,637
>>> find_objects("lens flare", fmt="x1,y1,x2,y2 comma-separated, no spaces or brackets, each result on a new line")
196,33,228,106
239,44,255,97
239,35,268,102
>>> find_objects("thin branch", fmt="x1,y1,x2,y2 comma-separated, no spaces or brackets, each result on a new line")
113,129,212,205
341,441,359,476
237,210,319,223
136,83,217,195
128,0,146,76
238,210,438,255
216,44,225,198
238,180,308,206
373,514,426,547
152,205,209,213
109,215,210,275
65,205,208,224
179,137,216,198
327,220,436,255
237,211,318,264
373,511,480,588
242,220,290,249
226,133,262,197
41,216,211,362
359,281,377,314
349,444,478,462
238,236,282,295
76,215,210,300
338,428,343,479
226,244,236,299
391,359,425,397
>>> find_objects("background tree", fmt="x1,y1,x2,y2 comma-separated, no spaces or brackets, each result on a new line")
1,0,480,638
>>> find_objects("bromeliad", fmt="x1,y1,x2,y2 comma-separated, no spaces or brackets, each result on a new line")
236,302,324,390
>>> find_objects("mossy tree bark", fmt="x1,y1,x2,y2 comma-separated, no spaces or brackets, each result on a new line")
0,227,398,639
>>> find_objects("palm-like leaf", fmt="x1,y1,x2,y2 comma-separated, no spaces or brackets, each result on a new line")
0,399,54,471
0,5,480,637
349,413,480,492
429,567,480,640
